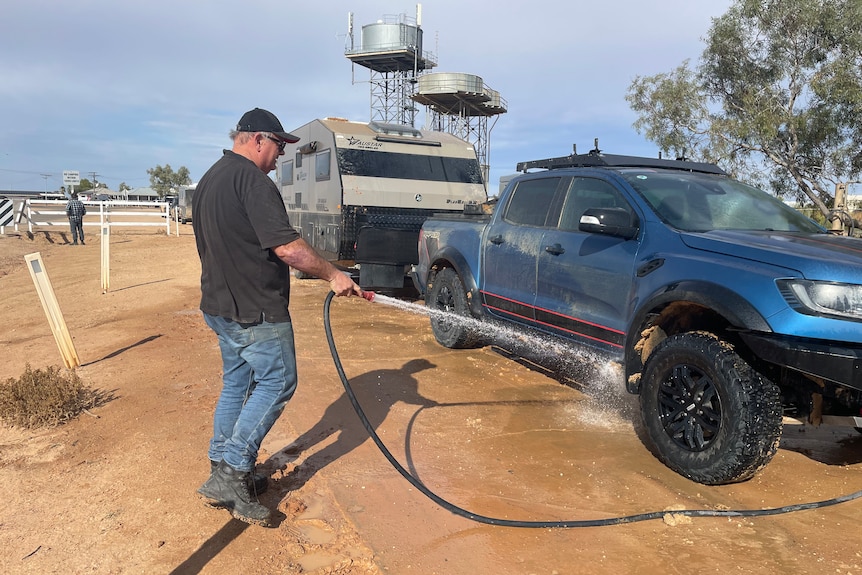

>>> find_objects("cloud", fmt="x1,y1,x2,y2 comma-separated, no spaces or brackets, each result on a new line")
0,0,731,193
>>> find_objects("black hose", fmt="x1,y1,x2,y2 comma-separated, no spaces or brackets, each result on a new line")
324,291,862,527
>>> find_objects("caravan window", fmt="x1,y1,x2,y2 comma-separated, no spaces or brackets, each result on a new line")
281,160,294,186
315,149,331,182
336,149,483,184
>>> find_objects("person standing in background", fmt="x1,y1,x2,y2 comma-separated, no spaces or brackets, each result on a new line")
65,192,86,245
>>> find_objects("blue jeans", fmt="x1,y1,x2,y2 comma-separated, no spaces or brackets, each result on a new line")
203,312,298,472
69,217,84,244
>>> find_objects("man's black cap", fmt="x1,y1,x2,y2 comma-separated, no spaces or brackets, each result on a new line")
236,108,300,143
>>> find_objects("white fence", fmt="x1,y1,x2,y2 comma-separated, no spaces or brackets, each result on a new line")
6,199,180,236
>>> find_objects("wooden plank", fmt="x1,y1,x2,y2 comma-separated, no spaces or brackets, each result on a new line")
24,252,80,369
101,225,110,293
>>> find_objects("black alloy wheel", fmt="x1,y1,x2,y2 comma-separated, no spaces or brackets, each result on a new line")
426,267,481,349
639,331,783,485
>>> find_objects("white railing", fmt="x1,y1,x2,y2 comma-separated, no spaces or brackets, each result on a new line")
21,199,172,235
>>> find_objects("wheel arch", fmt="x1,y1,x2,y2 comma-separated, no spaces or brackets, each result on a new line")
426,247,483,318
625,280,771,394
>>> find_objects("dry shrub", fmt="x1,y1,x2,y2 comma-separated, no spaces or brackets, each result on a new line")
0,364,105,428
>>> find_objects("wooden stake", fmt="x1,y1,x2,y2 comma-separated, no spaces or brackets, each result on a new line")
24,253,80,369
101,224,110,293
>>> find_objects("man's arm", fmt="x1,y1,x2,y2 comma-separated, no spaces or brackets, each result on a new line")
273,238,361,297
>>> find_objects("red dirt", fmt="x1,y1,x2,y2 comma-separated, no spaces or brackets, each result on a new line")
1,230,861,574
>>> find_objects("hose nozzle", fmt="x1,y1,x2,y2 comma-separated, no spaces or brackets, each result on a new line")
361,290,375,302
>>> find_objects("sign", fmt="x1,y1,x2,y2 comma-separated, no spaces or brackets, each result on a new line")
63,170,80,185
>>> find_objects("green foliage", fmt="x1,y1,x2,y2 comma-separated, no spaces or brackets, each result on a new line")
626,0,862,217
0,364,107,428
628,60,713,162
147,164,192,198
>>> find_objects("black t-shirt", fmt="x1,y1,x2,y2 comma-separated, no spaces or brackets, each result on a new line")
193,150,300,323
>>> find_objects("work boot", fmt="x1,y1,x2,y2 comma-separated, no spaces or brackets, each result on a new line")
209,460,268,495
197,461,273,527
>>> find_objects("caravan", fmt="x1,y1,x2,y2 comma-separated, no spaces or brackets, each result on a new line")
276,118,487,289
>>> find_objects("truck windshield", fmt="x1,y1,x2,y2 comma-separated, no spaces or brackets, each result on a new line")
620,170,825,233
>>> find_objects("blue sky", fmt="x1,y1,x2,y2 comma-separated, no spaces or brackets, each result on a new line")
1,1,733,196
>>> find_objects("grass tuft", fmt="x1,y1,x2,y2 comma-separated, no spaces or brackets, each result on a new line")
0,364,107,428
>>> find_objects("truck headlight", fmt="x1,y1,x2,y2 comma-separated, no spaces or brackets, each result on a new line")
778,279,862,321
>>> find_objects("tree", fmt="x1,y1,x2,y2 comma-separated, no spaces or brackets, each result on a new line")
626,0,862,217
627,60,712,164
78,178,94,192
147,164,191,198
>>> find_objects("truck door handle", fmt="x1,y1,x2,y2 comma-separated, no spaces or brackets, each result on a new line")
489,234,504,245
545,243,565,255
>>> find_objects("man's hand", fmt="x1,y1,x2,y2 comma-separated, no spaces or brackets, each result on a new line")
329,272,362,297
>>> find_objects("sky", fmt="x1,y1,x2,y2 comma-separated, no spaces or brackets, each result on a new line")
1,0,734,196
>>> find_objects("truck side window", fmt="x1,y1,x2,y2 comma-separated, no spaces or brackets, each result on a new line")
558,177,630,231
503,177,560,227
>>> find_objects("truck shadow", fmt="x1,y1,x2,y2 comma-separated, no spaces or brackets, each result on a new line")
779,423,862,465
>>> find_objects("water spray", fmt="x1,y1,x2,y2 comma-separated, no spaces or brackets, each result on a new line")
329,291,862,527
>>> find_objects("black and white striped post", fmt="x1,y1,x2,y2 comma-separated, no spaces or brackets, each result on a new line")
0,197,13,234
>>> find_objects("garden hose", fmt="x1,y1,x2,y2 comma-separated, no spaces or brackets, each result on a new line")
324,291,862,527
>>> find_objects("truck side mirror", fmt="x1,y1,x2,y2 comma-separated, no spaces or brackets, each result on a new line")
579,207,639,240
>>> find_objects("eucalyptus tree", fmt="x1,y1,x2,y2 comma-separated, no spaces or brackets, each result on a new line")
146,164,192,198
626,0,862,216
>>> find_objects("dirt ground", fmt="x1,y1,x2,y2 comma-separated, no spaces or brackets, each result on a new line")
1,228,862,575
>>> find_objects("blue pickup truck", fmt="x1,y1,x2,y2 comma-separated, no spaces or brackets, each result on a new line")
414,150,862,485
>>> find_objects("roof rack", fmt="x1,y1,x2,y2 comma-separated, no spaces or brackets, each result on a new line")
516,150,726,176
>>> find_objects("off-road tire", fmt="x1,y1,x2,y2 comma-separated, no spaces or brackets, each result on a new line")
427,267,481,349
639,331,782,485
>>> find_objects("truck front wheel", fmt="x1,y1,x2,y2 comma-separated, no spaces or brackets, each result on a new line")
639,331,782,485
427,267,481,349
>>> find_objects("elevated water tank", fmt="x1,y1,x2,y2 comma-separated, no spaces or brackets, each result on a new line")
418,72,484,95
346,20,435,73
362,21,422,53
414,72,507,116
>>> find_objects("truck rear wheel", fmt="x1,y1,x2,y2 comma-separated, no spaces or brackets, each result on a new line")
427,267,481,349
639,331,782,485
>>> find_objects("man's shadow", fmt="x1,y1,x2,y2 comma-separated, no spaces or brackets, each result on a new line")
267,358,437,490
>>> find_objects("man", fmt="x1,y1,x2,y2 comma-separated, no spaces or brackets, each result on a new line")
193,107,363,527
65,192,86,245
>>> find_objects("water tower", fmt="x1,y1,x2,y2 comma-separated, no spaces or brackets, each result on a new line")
345,6,436,126
412,72,507,186
345,5,507,187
